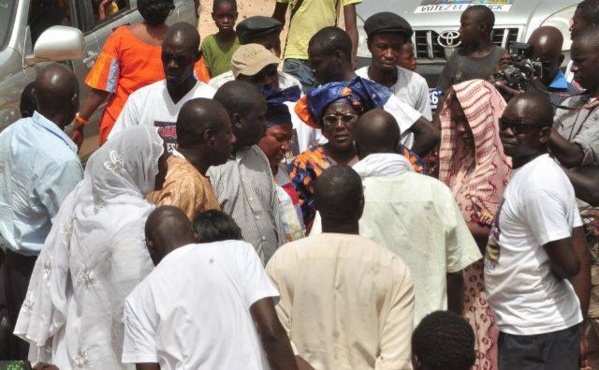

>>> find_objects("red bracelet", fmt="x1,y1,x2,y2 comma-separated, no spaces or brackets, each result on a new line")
75,113,89,125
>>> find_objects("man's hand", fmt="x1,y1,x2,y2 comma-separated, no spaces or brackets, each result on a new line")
581,209,599,237
70,122,85,151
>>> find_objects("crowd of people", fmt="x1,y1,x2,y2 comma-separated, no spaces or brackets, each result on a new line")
0,0,599,369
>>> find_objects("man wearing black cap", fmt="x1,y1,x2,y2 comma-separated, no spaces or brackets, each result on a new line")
209,16,302,91
356,12,433,120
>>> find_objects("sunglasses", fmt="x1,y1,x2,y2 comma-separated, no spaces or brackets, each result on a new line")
498,118,545,135
322,113,358,129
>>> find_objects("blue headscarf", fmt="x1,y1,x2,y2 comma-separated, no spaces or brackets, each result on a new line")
261,85,301,127
295,76,392,128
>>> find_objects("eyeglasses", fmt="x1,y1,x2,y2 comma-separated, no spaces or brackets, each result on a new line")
322,113,358,129
498,118,545,135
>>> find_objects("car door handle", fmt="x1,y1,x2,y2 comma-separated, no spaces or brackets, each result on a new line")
83,51,98,67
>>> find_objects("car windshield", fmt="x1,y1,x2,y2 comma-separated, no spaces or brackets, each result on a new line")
0,0,15,50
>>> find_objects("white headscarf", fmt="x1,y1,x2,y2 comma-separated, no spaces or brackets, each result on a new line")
15,126,164,368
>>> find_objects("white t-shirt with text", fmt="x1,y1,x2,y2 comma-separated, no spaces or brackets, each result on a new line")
109,79,216,148
484,154,583,335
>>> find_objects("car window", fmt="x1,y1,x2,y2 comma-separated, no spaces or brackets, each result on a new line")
0,0,16,50
29,0,75,44
91,0,130,27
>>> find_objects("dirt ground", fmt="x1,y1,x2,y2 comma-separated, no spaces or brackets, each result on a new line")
197,0,286,41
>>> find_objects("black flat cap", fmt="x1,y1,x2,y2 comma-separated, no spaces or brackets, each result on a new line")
364,12,413,39
236,16,283,44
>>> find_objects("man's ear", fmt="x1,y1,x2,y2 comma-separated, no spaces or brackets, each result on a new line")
232,112,243,130
194,49,202,63
559,53,565,66
539,126,551,144
335,49,345,63
203,128,215,146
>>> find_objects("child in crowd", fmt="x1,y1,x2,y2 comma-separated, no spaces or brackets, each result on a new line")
201,0,240,78
399,40,418,71
412,311,476,370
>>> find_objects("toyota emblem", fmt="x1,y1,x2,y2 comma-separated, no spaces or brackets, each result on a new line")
437,30,461,48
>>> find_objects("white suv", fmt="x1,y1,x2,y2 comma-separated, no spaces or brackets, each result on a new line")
355,0,580,107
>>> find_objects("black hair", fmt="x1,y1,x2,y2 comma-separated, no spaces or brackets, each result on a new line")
577,0,599,25
314,165,363,221
138,0,175,27
214,80,266,118
176,98,228,148
412,311,475,370
464,5,495,30
192,210,243,243
212,0,237,13
309,26,352,63
20,82,36,118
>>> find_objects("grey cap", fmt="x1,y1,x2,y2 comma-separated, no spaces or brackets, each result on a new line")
236,16,283,44
364,12,413,39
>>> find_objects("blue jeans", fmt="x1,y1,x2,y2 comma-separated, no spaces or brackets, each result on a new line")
283,58,318,93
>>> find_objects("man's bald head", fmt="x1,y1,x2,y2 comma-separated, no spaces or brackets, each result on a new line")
528,26,564,86
354,109,400,160
33,63,79,128
507,92,553,129
162,23,201,87
463,5,495,31
177,98,229,147
145,206,196,265
314,165,364,224
163,22,201,52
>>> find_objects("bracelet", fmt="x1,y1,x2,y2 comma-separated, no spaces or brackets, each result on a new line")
74,113,89,125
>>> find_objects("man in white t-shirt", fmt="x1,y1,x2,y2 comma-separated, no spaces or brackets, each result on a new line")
308,26,438,156
122,206,299,369
485,92,590,369
356,12,432,120
109,23,216,149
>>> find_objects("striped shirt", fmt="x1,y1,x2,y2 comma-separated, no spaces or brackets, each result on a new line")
208,145,284,264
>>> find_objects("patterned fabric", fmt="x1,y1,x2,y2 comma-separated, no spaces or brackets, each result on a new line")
438,80,512,370
439,79,512,226
290,146,336,229
295,76,392,128
263,85,301,127
147,153,221,220
14,126,164,368
401,145,428,175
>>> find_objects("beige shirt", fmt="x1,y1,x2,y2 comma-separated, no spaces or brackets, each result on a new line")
147,154,220,219
312,169,482,324
266,233,415,370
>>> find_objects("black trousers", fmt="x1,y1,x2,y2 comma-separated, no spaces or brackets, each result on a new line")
1,249,37,360
498,324,582,370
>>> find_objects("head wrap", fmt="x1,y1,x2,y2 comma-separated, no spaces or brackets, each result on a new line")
261,85,301,127
438,79,512,226
295,76,392,128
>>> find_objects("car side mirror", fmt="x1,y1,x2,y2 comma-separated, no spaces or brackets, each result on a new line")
25,26,84,65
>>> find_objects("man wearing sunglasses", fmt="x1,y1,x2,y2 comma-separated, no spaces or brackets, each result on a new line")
485,92,590,370
108,23,216,151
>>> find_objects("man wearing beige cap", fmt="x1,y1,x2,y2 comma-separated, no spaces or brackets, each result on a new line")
208,16,302,90
230,44,325,156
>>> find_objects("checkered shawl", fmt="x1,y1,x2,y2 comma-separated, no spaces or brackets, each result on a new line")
438,79,512,226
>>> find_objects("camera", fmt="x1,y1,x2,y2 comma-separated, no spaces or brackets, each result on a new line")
491,42,543,91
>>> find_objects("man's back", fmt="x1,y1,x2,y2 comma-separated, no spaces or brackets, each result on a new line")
123,240,277,369
0,114,82,255
359,172,480,323
266,232,414,369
